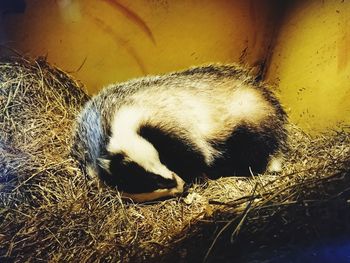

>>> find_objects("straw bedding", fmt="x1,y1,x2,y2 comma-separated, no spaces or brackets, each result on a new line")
0,57,349,262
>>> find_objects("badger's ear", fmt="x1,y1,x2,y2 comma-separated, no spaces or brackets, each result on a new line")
97,158,111,173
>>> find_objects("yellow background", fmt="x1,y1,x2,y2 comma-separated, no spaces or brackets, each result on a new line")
266,0,350,133
2,0,350,133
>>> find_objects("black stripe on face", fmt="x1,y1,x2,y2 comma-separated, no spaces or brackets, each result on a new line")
97,154,177,194
138,125,207,182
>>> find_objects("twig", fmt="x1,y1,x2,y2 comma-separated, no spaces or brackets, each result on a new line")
203,184,257,263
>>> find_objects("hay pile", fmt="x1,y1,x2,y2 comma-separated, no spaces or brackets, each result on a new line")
0,57,350,262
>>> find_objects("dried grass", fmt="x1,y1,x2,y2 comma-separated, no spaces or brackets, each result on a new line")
0,57,349,263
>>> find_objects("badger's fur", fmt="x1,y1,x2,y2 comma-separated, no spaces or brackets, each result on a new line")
71,64,288,202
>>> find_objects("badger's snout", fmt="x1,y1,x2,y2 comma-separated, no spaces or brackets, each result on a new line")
170,173,185,195
120,173,185,202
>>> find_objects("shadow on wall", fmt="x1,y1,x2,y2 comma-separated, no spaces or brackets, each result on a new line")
0,0,26,14
0,0,26,52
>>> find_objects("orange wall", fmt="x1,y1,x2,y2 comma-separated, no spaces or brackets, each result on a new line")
2,0,280,93
267,0,350,133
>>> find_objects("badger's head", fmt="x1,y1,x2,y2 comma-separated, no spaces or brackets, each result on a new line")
93,105,186,202
97,154,185,202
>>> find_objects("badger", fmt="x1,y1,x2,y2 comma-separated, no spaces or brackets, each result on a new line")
71,64,288,202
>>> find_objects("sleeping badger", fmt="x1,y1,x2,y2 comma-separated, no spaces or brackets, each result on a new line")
71,64,288,202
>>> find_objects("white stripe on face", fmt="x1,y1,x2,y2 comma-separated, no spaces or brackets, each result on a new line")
107,106,177,180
